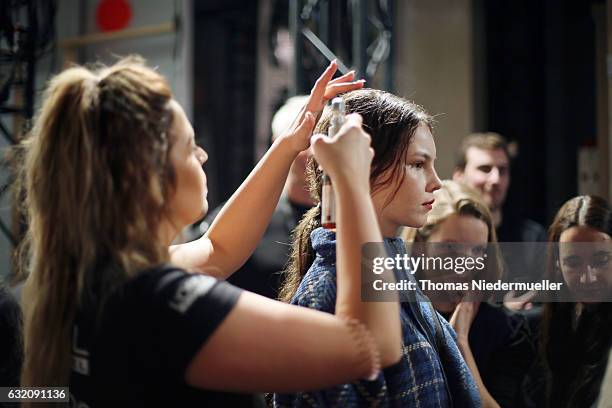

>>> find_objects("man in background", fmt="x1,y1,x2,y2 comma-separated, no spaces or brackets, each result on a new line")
453,132,546,309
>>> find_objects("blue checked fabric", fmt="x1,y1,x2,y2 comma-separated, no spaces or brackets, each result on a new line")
273,227,481,408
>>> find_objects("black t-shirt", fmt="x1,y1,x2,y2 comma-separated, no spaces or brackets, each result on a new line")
69,264,257,407
441,303,537,407
0,287,22,388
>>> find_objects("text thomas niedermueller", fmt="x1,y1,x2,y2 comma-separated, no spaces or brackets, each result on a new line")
369,254,563,292
372,279,563,292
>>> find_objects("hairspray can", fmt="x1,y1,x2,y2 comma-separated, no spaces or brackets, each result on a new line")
321,97,345,231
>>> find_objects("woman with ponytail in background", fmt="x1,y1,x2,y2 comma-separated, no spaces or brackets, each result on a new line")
18,58,404,406
275,89,480,407
532,195,612,408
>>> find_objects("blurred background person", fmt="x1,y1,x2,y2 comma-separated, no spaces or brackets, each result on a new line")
527,195,612,408
404,180,536,408
453,133,547,310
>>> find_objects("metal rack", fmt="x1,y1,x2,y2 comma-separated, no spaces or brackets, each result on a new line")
0,0,57,272
288,0,395,95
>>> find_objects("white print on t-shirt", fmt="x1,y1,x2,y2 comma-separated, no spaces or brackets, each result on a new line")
72,326,90,375
169,275,216,314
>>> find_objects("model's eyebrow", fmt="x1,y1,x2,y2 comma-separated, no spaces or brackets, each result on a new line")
411,150,435,161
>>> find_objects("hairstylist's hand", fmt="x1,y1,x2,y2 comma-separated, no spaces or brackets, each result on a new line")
449,300,480,344
310,114,373,188
281,60,365,154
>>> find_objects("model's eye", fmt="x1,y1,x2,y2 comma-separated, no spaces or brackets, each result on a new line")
410,162,425,169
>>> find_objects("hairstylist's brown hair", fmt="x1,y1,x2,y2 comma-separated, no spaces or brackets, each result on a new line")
402,180,503,283
20,57,176,390
541,195,612,408
279,88,433,302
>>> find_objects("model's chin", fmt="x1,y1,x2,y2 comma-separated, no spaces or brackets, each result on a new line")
404,214,428,229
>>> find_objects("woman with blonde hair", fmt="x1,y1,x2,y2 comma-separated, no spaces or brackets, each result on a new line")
18,57,403,406
403,180,536,407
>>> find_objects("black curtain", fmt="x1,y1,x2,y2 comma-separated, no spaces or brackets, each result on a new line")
193,0,258,210
481,0,599,225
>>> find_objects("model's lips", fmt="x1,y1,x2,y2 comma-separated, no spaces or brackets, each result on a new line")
422,200,434,211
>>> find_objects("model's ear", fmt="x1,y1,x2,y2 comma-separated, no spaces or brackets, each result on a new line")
452,168,464,182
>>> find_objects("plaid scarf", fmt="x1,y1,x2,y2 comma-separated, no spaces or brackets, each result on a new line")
274,228,481,408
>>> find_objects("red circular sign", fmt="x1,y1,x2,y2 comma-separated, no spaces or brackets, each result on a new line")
96,0,132,32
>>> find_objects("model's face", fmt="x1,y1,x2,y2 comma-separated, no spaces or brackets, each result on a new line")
455,147,510,211
558,226,612,302
166,100,209,231
372,124,441,236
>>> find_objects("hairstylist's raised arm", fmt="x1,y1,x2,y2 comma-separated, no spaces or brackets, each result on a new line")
170,61,364,278
185,114,402,392
311,114,402,364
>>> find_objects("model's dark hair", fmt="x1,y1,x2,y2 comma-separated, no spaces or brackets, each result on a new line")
279,88,434,302
541,195,612,408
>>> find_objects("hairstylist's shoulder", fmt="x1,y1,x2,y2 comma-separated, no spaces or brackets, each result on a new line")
122,264,244,380
133,264,242,313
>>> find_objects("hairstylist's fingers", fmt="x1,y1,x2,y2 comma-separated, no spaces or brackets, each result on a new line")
346,112,363,122
310,133,331,156
328,70,355,85
295,112,315,135
292,111,316,148
299,111,315,131
307,61,338,110
323,80,366,100
337,114,365,139
344,113,363,126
